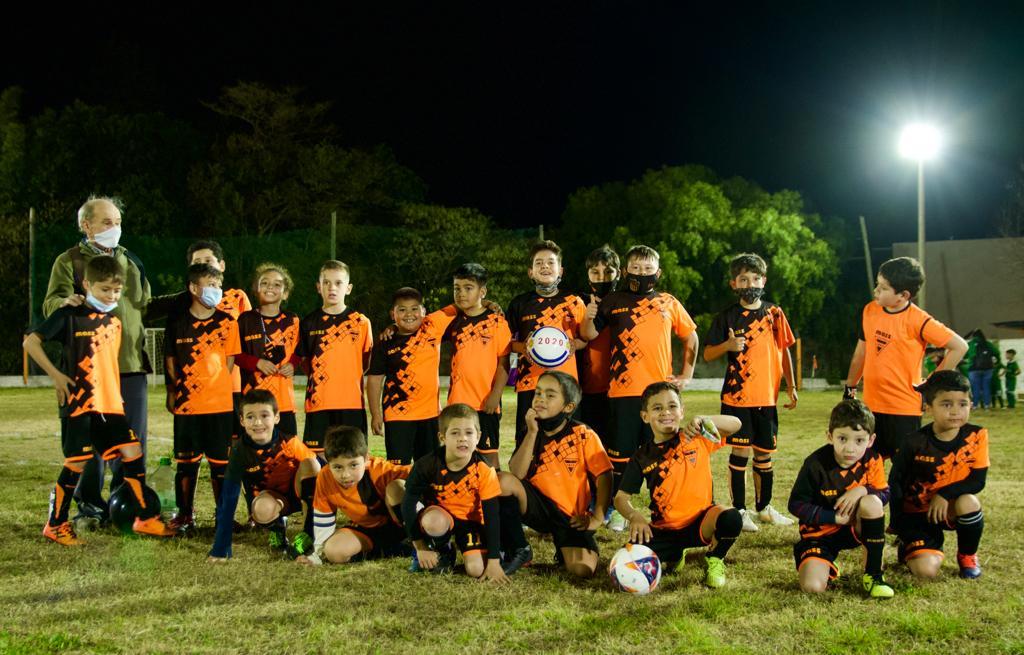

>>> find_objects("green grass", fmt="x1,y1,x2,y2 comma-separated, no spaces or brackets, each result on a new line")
1,388,1022,654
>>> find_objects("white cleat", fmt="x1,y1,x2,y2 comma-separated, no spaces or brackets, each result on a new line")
739,509,760,532
758,505,795,526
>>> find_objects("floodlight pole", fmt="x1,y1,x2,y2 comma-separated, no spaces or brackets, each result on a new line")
916,160,926,310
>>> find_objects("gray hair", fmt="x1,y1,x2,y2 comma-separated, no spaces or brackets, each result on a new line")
77,195,124,232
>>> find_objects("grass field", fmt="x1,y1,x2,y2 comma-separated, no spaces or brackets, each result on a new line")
1,387,1022,655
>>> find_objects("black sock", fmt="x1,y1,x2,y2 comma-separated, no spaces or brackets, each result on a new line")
51,466,82,526
728,455,748,511
708,508,742,559
753,458,773,512
300,476,316,536
860,516,885,577
121,455,158,519
498,496,529,552
175,462,201,517
209,462,227,508
956,510,984,556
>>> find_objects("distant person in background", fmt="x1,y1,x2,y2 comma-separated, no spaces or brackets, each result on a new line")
42,196,152,526
967,331,997,410
1004,349,1019,409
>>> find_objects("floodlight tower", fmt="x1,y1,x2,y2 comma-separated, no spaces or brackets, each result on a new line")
898,123,941,309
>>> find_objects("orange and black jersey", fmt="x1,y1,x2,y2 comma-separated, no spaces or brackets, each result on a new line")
706,302,795,408
506,291,587,392
368,307,457,421
889,423,989,521
593,290,696,398
236,310,301,413
858,302,956,416
579,327,612,395
619,432,725,530
29,305,124,418
224,430,315,497
298,308,373,412
788,444,889,538
523,420,613,518
312,457,411,529
445,309,512,411
166,309,241,415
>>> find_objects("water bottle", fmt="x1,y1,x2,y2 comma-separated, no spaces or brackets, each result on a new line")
699,417,721,444
150,457,177,519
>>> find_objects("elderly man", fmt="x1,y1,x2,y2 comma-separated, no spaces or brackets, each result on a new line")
42,196,151,525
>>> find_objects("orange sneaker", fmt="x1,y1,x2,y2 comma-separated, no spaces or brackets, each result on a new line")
43,521,84,546
133,516,176,538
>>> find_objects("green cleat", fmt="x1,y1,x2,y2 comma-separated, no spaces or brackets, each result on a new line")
705,556,726,588
268,528,288,552
862,574,895,599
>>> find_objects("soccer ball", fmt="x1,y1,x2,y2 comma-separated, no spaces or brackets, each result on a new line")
108,483,161,534
609,543,662,594
527,326,571,368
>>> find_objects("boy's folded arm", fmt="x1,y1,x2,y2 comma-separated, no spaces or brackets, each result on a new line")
937,467,987,500
233,353,261,371
788,498,835,526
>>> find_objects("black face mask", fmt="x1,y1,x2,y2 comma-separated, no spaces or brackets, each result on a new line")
537,412,571,433
624,273,658,295
733,287,765,304
590,280,616,298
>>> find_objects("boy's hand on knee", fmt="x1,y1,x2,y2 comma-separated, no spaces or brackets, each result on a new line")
928,495,949,524
834,486,866,516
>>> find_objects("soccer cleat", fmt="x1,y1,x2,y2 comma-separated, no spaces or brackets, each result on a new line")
758,505,795,526
168,513,196,535
606,510,628,532
432,545,456,575
268,528,288,552
287,532,313,559
957,553,982,579
502,545,534,575
43,521,84,546
739,509,760,533
408,554,423,573
862,574,895,599
705,556,727,588
132,516,176,537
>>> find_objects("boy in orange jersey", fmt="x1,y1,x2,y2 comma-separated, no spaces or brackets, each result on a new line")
367,287,458,464
576,245,620,444
445,263,512,469
614,382,742,588
581,245,698,531
506,240,588,446
890,371,988,580
704,253,798,531
25,256,174,544
234,263,302,435
789,399,893,598
496,371,614,577
165,263,241,533
845,257,968,458
298,425,411,566
296,260,373,454
401,404,508,582
207,390,320,561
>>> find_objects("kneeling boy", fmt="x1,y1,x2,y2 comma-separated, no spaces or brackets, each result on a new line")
208,390,320,561
299,425,411,565
613,382,743,588
890,370,988,580
788,399,893,598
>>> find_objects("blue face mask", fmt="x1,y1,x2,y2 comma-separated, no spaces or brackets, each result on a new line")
86,292,117,313
199,286,223,309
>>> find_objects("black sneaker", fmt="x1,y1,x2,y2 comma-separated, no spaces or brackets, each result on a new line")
502,545,534,575
72,501,109,528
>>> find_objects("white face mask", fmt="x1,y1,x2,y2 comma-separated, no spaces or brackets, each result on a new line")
92,225,122,249
86,292,118,313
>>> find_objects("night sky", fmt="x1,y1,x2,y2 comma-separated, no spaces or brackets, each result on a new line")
3,2,1023,245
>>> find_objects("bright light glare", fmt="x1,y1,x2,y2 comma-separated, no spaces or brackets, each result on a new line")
899,123,942,161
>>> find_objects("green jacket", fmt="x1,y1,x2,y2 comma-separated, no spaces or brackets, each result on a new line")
42,241,152,374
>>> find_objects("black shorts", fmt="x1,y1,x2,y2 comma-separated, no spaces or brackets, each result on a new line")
477,411,501,454
303,409,368,452
173,412,233,464
607,396,651,463
793,526,862,579
579,392,610,440
231,392,243,438
893,512,955,563
633,507,714,566
340,521,410,559
520,480,598,553
384,417,439,465
250,487,302,519
721,404,778,452
277,411,298,437
872,413,921,459
419,509,489,556
61,413,139,463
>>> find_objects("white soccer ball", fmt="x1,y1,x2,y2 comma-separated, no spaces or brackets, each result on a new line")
609,543,662,595
527,326,571,368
